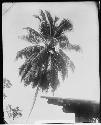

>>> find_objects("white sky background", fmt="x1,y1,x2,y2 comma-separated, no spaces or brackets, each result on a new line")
3,2,99,123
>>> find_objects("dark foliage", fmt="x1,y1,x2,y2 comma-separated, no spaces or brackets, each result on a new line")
54,19,73,38
3,78,12,100
3,78,12,89
16,10,80,92
5,105,22,120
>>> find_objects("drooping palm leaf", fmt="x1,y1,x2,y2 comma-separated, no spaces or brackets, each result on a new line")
45,10,54,36
32,51,50,90
16,45,44,60
16,45,45,82
18,48,44,81
40,10,47,23
51,51,68,80
59,49,75,72
23,64,38,87
39,10,50,38
19,27,46,44
33,10,51,39
58,35,69,49
40,22,50,39
33,15,41,22
57,35,81,52
20,63,32,81
47,59,60,92
67,42,81,52
54,18,73,38
54,16,59,24
17,46,46,79
39,71,50,91
19,47,50,87
24,65,41,88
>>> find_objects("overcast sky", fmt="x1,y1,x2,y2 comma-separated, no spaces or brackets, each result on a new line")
3,2,99,123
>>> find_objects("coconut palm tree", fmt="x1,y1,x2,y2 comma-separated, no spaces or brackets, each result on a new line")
16,10,81,121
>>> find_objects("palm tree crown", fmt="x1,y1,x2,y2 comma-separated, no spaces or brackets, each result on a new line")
16,10,80,92
16,10,80,121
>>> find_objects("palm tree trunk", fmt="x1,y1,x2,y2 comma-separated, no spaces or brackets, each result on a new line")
26,85,39,122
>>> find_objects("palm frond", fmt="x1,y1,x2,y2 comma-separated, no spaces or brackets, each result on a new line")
54,19,73,38
53,52,68,80
30,72,40,89
18,46,45,77
39,22,50,39
20,59,39,82
20,63,32,81
67,43,81,52
38,10,50,38
30,51,50,90
54,16,59,24
39,71,50,91
18,50,39,79
39,52,51,91
47,59,60,92
69,60,75,72
33,10,59,38
19,63,26,76
59,49,75,72
19,27,46,44
19,47,50,86
45,10,54,36
17,46,45,80
16,45,44,60
28,50,50,90
50,50,75,81
33,15,41,22
57,35,69,49
23,64,38,86
23,51,49,88
59,49,69,64
40,10,47,22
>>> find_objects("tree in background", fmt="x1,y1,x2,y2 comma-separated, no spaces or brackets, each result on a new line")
5,104,22,120
3,78,12,100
